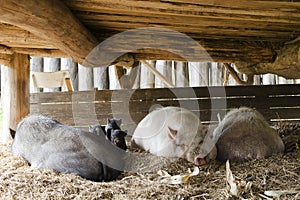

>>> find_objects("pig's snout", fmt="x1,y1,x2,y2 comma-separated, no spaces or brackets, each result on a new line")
194,154,207,166
114,137,119,144
194,145,217,166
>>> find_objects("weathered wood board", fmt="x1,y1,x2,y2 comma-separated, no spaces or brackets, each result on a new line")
30,84,300,134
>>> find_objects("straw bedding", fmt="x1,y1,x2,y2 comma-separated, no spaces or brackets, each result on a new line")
0,122,299,199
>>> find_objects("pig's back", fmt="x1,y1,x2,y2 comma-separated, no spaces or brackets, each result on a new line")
11,115,75,159
132,107,180,152
214,108,284,162
131,106,200,156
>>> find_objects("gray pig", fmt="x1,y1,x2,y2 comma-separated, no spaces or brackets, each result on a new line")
213,107,285,162
11,115,125,181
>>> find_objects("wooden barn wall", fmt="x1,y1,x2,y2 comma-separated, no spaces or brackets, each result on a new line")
27,56,298,93
1,57,299,137
30,84,300,135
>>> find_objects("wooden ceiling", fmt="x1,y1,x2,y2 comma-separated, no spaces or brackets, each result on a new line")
0,0,300,66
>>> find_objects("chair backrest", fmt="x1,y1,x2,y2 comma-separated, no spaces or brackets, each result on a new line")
31,70,73,92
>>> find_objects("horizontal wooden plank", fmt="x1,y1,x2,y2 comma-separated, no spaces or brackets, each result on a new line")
30,84,300,103
66,0,300,18
258,107,300,121
66,0,300,37
267,96,300,108
223,84,300,97
31,96,259,115
31,104,300,129
31,91,74,103
30,84,300,128
77,11,300,32
32,101,300,119
122,84,300,99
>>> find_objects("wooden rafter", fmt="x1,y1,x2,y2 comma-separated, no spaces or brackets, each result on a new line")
0,0,299,63
0,0,98,65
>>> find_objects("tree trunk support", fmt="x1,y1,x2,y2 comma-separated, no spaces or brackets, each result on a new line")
1,53,30,142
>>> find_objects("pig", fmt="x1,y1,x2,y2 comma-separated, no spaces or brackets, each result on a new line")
105,119,122,134
89,119,127,151
110,129,128,151
11,115,126,182
131,106,217,165
89,124,106,136
105,119,127,151
213,107,285,162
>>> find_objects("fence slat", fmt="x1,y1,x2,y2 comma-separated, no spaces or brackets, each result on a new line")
30,84,300,130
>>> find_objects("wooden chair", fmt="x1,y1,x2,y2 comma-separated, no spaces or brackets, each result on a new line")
31,70,74,92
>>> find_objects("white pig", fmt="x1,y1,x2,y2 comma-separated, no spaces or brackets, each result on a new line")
131,106,217,165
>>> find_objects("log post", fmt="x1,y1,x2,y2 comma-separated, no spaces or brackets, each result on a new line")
140,60,155,89
1,53,30,142
188,62,209,86
210,63,224,86
78,64,94,91
30,56,44,72
118,62,141,89
174,61,189,87
43,57,61,92
108,66,121,89
93,67,109,90
61,58,78,91
30,56,43,92
154,60,173,88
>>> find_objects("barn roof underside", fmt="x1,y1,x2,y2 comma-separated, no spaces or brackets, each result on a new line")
0,0,300,66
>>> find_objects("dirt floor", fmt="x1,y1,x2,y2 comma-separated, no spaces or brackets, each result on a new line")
0,122,299,200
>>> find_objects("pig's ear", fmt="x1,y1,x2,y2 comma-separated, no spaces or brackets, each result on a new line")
117,119,122,126
168,127,177,140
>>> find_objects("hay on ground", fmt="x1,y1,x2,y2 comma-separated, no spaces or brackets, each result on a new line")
0,122,299,199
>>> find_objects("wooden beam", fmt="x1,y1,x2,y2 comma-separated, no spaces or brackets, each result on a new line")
0,21,276,62
0,45,13,54
94,27,280,62
0,23,55,49
0,26,66,57
12,48,66,58
64,0,298,63
235,41,300,79
66,0,300,24
0,0,98,65
1,53,30,142
67,0,300,41
0,54,13,66
131,49,275,63
90,27,278,63
0,46,66,62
